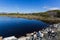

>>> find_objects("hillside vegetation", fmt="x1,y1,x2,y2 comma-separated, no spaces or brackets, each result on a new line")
0,10,60,23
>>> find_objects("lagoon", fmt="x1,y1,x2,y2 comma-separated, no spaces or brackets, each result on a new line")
0,16,48,37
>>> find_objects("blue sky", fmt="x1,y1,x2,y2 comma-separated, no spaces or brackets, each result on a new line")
0,0,60,13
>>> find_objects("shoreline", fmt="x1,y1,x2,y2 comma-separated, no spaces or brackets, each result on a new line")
0,15,60,24
2,23,60,40
8,16,60,24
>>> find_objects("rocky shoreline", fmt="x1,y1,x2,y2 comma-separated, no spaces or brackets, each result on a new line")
0,23,60,40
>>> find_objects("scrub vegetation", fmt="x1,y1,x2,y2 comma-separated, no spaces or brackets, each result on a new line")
0,10,60,23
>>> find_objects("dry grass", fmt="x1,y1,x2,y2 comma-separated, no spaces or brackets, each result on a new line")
0,15,60,23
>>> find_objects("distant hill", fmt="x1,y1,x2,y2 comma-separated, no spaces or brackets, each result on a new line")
31,10,60,17
0,10,60,23
0,10,60,18
0,10,60,17
47,10,60,17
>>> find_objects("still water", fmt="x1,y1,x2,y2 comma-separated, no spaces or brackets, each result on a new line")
0,16,48,37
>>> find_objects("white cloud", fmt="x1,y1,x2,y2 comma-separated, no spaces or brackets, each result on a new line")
43,6,60,10
48,7,60,10
43,6,48,9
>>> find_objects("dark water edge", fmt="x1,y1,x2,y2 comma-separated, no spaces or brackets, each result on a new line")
0,16,49,38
